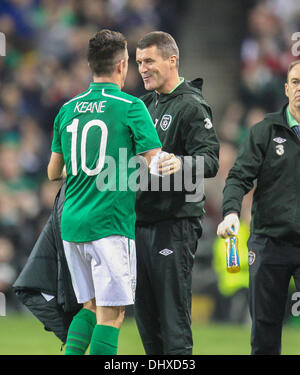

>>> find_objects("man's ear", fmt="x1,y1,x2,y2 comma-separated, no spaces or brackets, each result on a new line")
169,55,177,68
285,82,289,98
116,60,123,73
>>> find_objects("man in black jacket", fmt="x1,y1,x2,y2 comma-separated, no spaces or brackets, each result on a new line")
135,32,219,355
217,60,300,355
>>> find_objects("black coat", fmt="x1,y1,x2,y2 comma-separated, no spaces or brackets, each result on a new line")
223,104,300,245
13,183,81,345
136,78,220,224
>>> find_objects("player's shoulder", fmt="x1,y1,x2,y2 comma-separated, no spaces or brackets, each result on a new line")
249,114,277,136
100,88,144,108
54,88,92,119
174,79,211,116
62,88,92,109
179,92,212,121
251,106,286,134
246,117,275,146
250,119,268,131
114,90,139,104
116,91,149,110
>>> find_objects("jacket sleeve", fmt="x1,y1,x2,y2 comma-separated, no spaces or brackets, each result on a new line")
222,123,266,217
180,103,220,178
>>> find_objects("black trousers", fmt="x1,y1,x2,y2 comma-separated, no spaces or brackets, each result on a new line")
134,217,202,355
248,234,300,355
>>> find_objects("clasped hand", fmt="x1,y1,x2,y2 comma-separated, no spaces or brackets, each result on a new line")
158,153,182,176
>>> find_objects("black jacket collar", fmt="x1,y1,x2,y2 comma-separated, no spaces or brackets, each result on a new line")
265,103,290,129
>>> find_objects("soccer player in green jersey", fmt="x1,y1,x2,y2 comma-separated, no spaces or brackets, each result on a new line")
47,29,162,355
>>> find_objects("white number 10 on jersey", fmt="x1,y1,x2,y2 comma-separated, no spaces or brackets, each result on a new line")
67,118,108,176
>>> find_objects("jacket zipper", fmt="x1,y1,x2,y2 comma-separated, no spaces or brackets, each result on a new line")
154,93,159,125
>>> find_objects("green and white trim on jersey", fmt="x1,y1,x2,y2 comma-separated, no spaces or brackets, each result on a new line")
168,77,184,94
51,82,161,242
63,88,93,106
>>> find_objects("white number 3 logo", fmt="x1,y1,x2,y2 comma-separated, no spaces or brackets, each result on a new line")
204,118,213,129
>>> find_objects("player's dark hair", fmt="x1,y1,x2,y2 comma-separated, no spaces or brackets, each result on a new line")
87,29,127,77
287,60,300,81
137,31,179,68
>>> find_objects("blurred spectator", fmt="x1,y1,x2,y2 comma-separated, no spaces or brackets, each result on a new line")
239,1,295,112
218,0,300,148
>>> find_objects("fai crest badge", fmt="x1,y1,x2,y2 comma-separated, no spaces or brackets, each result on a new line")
248,250,256,266
275,144,284,156
160,114,172,131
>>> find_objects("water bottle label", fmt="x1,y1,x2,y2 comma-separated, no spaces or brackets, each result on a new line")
226,236,240,269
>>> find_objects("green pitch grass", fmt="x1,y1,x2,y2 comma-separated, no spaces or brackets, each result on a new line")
0,314,299,355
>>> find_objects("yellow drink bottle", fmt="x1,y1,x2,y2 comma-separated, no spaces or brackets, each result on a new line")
225,235,240,273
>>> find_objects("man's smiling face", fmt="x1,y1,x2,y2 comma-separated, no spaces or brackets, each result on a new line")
136,45,173,93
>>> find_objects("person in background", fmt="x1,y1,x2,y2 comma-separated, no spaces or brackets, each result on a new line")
217,60,300,355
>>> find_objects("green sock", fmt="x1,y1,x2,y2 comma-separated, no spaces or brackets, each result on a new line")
65,308,97,355
89,324,120,355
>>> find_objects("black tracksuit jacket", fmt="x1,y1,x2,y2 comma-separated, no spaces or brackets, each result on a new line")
136,78,220,224
223,104,300,245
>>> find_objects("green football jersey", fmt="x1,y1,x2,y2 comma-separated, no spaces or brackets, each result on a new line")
51,82,161,242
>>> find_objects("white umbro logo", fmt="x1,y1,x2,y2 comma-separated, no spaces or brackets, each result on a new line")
273,137,286,144
159,249,173,256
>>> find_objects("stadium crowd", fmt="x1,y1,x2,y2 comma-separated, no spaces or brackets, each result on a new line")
0,0,299,324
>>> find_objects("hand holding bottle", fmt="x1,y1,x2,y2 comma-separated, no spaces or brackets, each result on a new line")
217,213,240,238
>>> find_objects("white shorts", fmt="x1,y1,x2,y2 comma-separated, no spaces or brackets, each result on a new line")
63,236,136,306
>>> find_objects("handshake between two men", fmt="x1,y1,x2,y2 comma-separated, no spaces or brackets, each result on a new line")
148,151,182,177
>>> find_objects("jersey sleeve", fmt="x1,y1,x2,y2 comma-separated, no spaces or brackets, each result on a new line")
51,112,63,154
127,99,161,154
